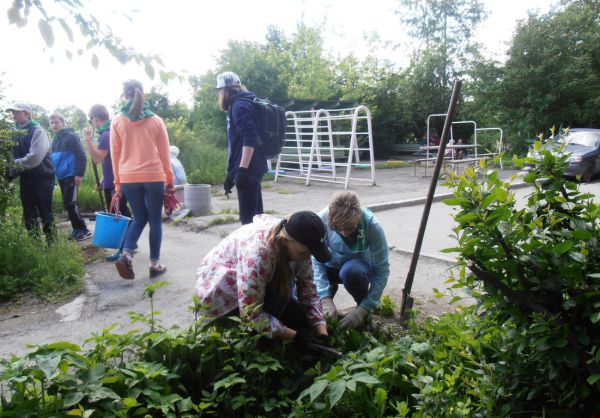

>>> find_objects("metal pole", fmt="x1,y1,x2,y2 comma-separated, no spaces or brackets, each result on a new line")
400,80,463,321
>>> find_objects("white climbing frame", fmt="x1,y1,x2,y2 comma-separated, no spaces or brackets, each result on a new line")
275,106,376,189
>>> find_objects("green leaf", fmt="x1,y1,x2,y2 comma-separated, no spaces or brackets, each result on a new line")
38,19,54,47
554,240,573,255
352,372,380,385
591,312,600,324
47,341,82,351
88,386,120,402
63,391,85,407
572,230,592,240
122,397,138,408
328,380,346,408
443,198,464,206
588,374,600,385
58,18,74,42
145,63,155,79
308,380,328,402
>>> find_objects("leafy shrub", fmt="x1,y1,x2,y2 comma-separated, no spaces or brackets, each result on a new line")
0,210,84,302
443,148,600,414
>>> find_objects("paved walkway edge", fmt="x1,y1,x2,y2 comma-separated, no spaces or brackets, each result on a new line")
368,181,531,212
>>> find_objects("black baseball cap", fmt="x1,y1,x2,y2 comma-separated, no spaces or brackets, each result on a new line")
284,211,331,263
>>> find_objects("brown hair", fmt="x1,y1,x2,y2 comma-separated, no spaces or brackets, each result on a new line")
89,104,109,122
218,85,248,112
49,113,65,123
265,216,295,298
122,79,145,118
328,191,362,228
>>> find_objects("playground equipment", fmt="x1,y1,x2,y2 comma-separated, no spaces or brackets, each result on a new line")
274,106,376,189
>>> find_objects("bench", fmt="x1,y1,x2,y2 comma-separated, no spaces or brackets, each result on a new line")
413,156,492,177
394,143,423,155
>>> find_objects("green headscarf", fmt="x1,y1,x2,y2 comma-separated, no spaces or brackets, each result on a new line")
120,100,155,121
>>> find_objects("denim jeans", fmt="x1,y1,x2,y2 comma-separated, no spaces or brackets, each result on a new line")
121,182,164,261
326,258,370,305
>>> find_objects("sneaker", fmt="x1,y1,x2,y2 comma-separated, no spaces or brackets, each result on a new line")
106,250,121,262
115,255,135,280
73,230,92,241
149,264,167,278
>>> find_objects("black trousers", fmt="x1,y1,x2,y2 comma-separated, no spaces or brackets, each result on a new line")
58,177,87,232
237,172,264,225
19,177,55,240
103,188,131,218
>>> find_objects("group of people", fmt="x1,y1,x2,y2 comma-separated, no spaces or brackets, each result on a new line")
7,71,391,351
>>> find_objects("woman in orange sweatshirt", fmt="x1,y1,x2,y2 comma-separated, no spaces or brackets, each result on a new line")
110,80,174,280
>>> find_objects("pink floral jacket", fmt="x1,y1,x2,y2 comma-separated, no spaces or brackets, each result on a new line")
195,215,325,335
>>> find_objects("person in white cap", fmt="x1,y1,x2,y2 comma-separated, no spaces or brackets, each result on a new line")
7,103,56,240
216,71,268,224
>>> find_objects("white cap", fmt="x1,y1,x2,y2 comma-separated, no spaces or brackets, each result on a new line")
6,103,32,113
216,71,241,89
169,145,180,157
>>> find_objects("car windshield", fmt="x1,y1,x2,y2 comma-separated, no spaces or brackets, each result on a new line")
557,132,600,148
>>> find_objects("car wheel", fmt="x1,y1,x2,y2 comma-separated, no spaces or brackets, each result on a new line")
581,165,594,183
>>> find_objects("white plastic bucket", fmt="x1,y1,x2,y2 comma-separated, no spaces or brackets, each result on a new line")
184,184,211,216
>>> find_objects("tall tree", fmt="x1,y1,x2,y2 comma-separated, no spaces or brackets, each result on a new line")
500,0,600,137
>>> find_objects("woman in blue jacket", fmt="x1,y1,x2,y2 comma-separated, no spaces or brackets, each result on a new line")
313,191,390,329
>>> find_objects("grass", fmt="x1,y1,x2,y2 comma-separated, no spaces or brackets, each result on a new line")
207,215,238,226
0,209,85,303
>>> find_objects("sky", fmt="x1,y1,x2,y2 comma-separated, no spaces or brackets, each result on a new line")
0,0,557,113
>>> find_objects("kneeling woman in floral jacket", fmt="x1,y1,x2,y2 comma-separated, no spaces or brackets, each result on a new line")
194,212,331,351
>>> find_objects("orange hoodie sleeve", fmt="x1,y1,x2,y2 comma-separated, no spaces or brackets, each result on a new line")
155,117,174,187
110,118,122,192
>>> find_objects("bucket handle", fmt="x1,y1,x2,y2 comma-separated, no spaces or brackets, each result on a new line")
109,194,122,221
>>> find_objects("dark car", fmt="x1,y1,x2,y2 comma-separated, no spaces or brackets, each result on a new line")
527,128,600,182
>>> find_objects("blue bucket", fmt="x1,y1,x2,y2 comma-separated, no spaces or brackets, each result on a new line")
93,212,131,249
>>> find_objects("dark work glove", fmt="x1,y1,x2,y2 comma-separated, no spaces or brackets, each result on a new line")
234,167,251,190
315,334,330,347
224,170,236,195
293,329,321,355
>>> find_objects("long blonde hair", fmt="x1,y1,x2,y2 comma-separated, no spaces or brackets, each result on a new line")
266,217,294,298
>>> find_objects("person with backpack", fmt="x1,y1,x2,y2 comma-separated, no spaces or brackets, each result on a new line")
216,71,268,225
195,211,330,354
313,191,390,330
50,113,91,241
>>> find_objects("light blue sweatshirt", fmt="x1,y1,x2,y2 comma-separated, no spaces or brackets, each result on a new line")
312,207,390,311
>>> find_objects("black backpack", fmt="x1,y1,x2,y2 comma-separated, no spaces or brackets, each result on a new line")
251,98,287,159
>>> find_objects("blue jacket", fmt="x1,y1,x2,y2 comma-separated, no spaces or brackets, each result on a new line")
313,208,390,312
51,128,87,180
227,91,268,177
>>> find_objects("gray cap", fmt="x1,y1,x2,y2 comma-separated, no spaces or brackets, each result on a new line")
216,71,241,89
6,103,32,113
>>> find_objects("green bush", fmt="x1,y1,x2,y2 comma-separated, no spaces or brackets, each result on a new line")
0,210,85,303
443,144,600,414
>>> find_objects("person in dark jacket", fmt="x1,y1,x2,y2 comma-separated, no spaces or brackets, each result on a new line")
84,104,132,261
217,71,268,224
50,113,90,241
8,103,56,241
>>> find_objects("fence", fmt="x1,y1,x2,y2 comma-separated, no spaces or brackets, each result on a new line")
274,106,376,189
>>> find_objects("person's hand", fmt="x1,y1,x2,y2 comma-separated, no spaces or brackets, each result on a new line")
84,127,93,142
321,297,338,319
166,183,174,192
292,329,321,355
234,167,250,189
224,170,236,195
314,333,330,347
339,306,369,330
74,176,83,185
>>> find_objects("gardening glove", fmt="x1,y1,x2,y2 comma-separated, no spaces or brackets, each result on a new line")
224,170,236,195
339,306,369,330
234,167,251,190
321,297,338,319
315,333,330,347
293,329,321,355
